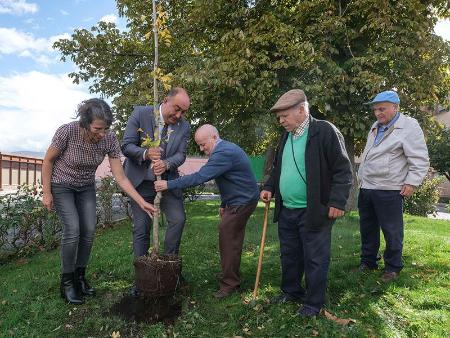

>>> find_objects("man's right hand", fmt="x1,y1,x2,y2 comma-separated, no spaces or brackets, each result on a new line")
260,190,272,202
146,147,162,161
154,180,168,192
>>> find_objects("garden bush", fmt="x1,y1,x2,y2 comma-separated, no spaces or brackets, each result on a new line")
404,176,442,216
97,176,121,227
0,184,61,263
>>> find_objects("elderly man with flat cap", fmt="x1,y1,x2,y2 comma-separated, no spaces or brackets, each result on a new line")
260,89,352,317
357,90,428,282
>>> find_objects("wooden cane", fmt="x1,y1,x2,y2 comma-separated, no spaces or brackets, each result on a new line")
252,201,270,299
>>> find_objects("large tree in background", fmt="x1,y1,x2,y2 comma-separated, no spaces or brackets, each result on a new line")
54,0,449,206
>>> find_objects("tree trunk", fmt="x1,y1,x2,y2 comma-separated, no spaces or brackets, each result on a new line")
344,135,358,211
151,0,161,255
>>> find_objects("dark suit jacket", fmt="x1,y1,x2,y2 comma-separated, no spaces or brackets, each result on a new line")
121,105,190,190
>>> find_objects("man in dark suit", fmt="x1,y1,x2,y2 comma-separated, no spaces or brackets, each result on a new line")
122,87,191,266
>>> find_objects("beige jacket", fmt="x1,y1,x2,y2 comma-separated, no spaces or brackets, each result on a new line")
357,113,429,190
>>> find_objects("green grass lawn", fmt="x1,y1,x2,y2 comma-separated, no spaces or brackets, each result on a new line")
1,201,449,337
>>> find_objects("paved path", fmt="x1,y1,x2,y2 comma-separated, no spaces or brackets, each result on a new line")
428,203,450,221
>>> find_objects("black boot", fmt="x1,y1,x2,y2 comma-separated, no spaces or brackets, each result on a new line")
60,273,84,305
75,267,95,296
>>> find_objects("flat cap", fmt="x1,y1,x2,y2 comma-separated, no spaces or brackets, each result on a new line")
270,89,307,112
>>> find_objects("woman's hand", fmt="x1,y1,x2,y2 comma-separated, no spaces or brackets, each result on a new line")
42,192,53,211
139,200,155,215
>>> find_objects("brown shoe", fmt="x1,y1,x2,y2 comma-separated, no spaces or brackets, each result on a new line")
381,271,399,283
214,288,239,299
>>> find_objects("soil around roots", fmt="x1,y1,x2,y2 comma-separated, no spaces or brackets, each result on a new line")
111,294,182,325
111,254,186,325
134,253,182,297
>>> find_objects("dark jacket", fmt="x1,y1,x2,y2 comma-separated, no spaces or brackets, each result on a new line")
121,105,190,188
263,116,353,229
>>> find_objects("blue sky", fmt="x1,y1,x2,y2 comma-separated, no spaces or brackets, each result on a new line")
0,0,124,153
0,0,449,154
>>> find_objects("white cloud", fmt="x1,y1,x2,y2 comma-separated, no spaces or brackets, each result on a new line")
60,9,69,16
99,14,117,24
0,27,49,53
0,28,70,65
0,0,38,15
435,19,450,41
0,71,91,152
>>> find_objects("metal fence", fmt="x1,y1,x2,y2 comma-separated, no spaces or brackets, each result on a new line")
0,153,43,191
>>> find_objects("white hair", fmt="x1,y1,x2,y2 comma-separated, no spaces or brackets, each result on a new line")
299,101,309,114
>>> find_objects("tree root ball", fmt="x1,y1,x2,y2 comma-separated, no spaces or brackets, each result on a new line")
134,254,182,297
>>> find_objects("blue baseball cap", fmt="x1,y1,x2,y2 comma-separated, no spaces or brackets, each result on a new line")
365,90,400,105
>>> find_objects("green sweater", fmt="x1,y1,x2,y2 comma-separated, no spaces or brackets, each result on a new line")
280,130,308,208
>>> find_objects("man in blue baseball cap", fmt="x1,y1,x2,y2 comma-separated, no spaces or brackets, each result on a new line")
357,90,429,282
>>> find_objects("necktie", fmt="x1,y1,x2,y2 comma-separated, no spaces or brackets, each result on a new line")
160,124,169,155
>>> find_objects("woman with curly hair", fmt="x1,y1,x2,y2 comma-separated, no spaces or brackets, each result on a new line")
42,98,155,305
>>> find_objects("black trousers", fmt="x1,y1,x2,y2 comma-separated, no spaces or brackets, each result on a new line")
278,207,331,312
358,188,404,272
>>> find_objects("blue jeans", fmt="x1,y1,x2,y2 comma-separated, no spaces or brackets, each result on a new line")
278,207,332,312
358,189,404,272
52,183,97,273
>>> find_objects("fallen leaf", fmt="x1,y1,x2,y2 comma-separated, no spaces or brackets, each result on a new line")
323,310,356,325
243,327,252,335
111,331,121,338
312,330,319,336
252,304,263,312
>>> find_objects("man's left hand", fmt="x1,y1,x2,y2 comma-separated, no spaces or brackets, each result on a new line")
400,184,415,197
155,180,168,192
153,159,168,176
328,207,344,219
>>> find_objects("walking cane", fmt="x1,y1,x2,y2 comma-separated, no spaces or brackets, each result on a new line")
252,201,270,299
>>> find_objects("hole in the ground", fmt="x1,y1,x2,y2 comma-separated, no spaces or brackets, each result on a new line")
111,294,182,325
